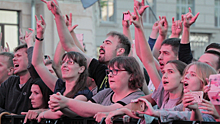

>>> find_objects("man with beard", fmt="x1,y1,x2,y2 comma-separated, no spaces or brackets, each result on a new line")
42,0,131,92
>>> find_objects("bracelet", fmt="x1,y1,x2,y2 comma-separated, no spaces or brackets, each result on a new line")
35,35,44,41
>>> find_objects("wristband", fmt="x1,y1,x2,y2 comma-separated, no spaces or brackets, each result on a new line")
35,35,44,41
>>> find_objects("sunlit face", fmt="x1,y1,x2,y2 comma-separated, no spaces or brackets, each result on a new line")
29,84,45,109
13,48,28,75
0,56,13,84
183,65,203,91
46,64,57,77
198,53,219,71
161,63,183,92
99,36,119,64
107,65,130,91
158,45,178,71
61,56,84,80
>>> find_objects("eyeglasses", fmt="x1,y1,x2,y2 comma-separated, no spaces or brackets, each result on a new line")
61,60,75,65
105,69,127,76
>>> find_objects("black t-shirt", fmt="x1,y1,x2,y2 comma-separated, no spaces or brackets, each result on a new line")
88,59,109,92
54,78,93,100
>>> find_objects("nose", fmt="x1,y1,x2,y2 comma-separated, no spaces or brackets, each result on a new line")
163,72,168,79
108,71,113,77
29,93,33,99
12,57,16,61
100,43,105,49
158,53,163,60
184,73,189,80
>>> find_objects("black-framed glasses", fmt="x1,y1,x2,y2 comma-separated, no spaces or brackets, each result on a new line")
61,60,75,65
105,69,127,76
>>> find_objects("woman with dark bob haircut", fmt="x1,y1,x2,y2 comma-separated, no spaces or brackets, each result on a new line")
45,56,145,119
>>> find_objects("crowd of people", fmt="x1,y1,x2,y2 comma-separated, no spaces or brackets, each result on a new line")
0,0,219,123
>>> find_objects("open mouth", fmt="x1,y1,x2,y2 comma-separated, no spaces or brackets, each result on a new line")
163,81,169,84
184,83,188,86
99,48,105,54
14,64,19,68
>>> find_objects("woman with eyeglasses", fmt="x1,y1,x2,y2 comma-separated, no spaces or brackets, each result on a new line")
39,56,145,121
30,15,93,121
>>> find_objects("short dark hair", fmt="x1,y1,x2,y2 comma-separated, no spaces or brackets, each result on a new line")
205,43,220,52
107,31,131,56
0,52,14,68
108,56,144,90
14,44,28,53
205,50,220,70
161,38,180,56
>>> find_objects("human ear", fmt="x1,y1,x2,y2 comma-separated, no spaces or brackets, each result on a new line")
7,67,14,75
78,66,85,74
116,48,125,56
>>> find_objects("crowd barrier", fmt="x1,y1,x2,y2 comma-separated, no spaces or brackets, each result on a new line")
0,115,220,124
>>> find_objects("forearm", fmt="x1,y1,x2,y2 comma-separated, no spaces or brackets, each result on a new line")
32,36,44,67
190,109,203,121
137,27,161,90
66,99,121,117
152,35,166,60
135,27,141,60
43,109,63,119
123,26,132,44
54,15,79,52
61,108,78,118
53,42,64,79
181,27,190,44
70,31,84,52
149,30,158,39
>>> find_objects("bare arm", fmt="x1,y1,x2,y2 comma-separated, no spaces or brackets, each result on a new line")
32,15,58,91
52,41,64,79
41,0,92,67
152,16,168,60
132,7,161,90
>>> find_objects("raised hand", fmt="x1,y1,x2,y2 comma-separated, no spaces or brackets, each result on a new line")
65,13,78,32
19,29,26,44
41,0,61,16
130,7,142,28
35,15,46,39
182,7,200,28
134,0,149,16
171,17,182,38
25,28,35,47
158,16,168,37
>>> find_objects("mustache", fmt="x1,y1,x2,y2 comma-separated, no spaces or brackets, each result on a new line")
99,48,105,53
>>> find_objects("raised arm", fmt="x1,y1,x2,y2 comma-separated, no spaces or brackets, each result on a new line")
179,7,199,64
131,7,161,90
52,41,64,79
152,16,168,60
148,21,159,50
170,17,182,38
41,0,92,67
32,15,58,92
65,13,85,52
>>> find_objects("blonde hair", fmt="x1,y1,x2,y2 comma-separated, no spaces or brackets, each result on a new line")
183,62,217,88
